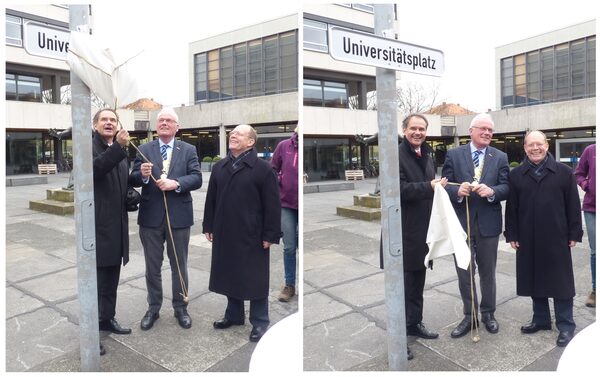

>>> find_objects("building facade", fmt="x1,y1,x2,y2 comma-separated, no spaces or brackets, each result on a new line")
183,13,299,161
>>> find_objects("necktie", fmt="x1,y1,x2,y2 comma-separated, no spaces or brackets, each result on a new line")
161,144,169,161
473,150,482,167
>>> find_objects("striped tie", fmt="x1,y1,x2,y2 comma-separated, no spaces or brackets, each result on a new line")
473,150,482,167
161,144,169,160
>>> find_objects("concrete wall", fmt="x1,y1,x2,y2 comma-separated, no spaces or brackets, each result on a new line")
303,106,441,137
5,101,135,131
455,97,596,135
152,92,298,129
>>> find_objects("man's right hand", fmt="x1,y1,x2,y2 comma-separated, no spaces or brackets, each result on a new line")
457,182,471,197
204,233,213,242
140,162,153,178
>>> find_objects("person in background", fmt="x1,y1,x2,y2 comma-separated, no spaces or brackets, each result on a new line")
271,127,299,302
574,144,596,308
505,130,583,347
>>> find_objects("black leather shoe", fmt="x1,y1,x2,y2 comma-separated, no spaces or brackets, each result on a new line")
407,322,439,339
140,311,159,331
249,326,267,342
99,342,106,356
520,322,551,334
213,318,245,329
99,318,132,335
174,309,192,329
451,317,477,338
556,331,574,347
407,347,414,360
481,313,499,334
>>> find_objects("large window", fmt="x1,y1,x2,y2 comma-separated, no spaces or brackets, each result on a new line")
304,19,328,52
501,36,596,108
303,79,348,108
6,15,22,46
194,30,297,103
6,74,41,102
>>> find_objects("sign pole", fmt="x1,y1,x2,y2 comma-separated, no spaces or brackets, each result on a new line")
374,4,407,371
69,4,100,372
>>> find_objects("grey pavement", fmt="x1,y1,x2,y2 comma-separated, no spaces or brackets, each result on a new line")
303,177,596,371
4,172,297,372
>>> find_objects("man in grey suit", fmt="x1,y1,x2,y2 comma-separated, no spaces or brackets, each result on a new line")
442,113,509,338
130,108,202,330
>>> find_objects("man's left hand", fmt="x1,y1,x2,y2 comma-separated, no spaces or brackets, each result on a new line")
262,241,272,249
156,178,178,191
472,183,495,198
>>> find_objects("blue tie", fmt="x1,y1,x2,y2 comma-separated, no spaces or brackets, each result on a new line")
473,150,482,167
161,144,169,160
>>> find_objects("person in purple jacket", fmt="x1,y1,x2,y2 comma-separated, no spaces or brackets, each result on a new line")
271,127,299,302
574,144,596,308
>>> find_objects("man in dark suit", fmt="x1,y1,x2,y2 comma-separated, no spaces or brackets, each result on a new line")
203,124,281,342
442,113,509,338
130,108,202,330
92,108,132,355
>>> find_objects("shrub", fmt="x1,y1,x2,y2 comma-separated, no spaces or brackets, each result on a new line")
212,156,222,162
202,156,213,163
509,161,520,168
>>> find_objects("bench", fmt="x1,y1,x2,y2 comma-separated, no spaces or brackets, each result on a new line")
38,164,58,175
345,169,364,181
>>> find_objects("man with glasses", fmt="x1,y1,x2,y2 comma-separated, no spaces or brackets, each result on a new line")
130,107,202,331
441,113,510,338
203,124,281,342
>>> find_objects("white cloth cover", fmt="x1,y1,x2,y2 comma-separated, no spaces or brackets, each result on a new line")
66,31,142,107
425,184,471,270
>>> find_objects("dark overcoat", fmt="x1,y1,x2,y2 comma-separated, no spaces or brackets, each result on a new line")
203,149,282,300
380,140,436,270
504,154,583,299
92,132,130,267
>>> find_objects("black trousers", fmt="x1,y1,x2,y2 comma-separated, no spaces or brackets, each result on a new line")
225,296,269,328
404,269,426,329
532,297,576,333
97,265,121,322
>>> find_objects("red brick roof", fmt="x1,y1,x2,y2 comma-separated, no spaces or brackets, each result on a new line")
122,98,162,110
426,102,476,116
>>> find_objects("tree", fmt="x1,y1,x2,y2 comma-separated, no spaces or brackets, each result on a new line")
395,80,441,114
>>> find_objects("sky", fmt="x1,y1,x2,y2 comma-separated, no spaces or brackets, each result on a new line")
90,0,298,107
392,0,596,113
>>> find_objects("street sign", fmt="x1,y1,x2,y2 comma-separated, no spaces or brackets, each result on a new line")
329,26,444,77
23,21,70,60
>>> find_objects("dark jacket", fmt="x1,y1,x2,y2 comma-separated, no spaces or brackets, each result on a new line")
130,139,202,229
92,132,130,267
380,140,435,271
203,148,282,300
504,154,583,299
442,144,510,236
271,132,298,210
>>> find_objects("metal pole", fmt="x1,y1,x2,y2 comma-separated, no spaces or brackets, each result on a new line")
69,4,100,371
374,4,407,371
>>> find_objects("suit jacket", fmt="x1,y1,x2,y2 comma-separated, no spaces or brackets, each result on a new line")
441,144,509,237
130,139,202,228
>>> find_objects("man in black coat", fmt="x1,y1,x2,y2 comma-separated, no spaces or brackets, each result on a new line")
130,108,202,331
92,109,132,355
505,130,583,347
203,124,281,342
442,113,509,338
